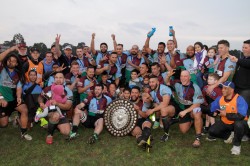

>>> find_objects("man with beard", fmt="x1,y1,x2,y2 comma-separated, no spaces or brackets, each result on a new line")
115,43,127,82
144,32,172,71
91,33,110,66
125,45,145,83
77,66,98,101
23,47,44,86
182,45,198,84
150,62,169,85
75,46,96,75
130,86,153,147
17,42,29,66
144,29,184,69
0,48,32,140
96,52,121,86
39,72,73,144
149,62,169,129
145,75,173,142
70,84,111,143
166,70,204,147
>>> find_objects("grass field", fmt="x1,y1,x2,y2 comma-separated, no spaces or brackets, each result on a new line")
0,120,250,166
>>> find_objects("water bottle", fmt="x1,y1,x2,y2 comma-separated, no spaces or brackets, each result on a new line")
169,26,173,36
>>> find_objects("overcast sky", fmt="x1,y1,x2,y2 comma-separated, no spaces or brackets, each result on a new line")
1,0,249,51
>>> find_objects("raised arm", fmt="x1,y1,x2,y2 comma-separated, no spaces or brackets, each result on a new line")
144,29,155,54
55,34,62,58
111,34,117,51
0,45,18,62
171,29,178,48
90,33,97,55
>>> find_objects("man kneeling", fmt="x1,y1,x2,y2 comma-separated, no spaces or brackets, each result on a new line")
71,84,111,144
208,81,248,155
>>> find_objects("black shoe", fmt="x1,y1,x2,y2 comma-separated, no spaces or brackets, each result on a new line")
160,133,169,142
201,127,209,135
206,135,216,141
88,135,97,144
169,117,179,126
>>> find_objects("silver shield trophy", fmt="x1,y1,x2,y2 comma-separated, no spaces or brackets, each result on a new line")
104,99,138,137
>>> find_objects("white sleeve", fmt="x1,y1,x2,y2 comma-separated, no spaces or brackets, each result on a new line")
199,50,207,65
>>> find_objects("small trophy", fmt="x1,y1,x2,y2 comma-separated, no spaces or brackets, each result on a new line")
42,92,56,111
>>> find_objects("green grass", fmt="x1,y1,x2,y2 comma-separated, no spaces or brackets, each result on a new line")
0,121,250,166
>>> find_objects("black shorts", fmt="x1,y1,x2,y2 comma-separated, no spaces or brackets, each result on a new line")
0,100,23,118
171,100,193,124
83,114,103,128
58,117,69,125
136,118,152,129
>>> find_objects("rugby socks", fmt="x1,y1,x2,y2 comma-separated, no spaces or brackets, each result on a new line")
142,127,151,141
48,122,57,136
93,133,98,140
162,116,170,133
195,134,202,140
72,125,78,133
20,128,27,135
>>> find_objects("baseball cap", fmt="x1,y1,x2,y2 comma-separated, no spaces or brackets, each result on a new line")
18,42,27,48
219,81,235,89
30,47,40,53
64,44,72,50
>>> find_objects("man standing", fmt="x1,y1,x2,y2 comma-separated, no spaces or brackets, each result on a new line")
23,47,44,86
0,47,32,140
207,40,236,94
125,45,145,83
96,52,121,86
17,42,29,66
58,44,76,75
144,29,175,71
208,81,248,155
75,46,95,75
91,33,110,66
43,51,54,73
230,40,250,116
77,66,98,101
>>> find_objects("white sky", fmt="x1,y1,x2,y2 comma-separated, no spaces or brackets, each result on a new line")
1,0,249,51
